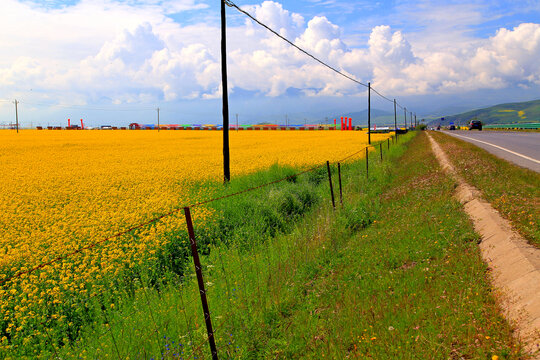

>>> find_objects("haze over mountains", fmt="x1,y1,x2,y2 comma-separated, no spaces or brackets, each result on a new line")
264,98,540,128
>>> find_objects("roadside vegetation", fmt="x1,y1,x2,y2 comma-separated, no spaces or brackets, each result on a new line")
431,131,540,247
4,131,525,359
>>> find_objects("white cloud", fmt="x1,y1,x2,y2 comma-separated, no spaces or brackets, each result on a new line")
397,22,540,94
245,0,304,39
0,0,539,108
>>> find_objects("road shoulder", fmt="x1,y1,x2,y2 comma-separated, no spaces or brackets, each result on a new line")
428,132,540,357
431,131,539,247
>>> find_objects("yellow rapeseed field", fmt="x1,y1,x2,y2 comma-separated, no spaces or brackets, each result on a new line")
0,129,390,354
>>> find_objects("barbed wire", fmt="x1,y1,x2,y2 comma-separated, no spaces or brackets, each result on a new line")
0,143,383,286
3,136,400,359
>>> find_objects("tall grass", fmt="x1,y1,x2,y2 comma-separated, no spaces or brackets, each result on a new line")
13,132,523,359
32,137,402,359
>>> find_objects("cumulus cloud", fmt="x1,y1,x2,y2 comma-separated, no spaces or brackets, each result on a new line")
1,0,539,107
244,0,304,39
474,23,540,85
397,22,540,94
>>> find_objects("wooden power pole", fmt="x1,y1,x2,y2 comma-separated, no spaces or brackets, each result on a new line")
368,82,371,144
221,0,231,182
157,107,160,132
14,99,19,133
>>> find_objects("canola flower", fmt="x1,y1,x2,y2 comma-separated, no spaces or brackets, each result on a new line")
0,129,390,356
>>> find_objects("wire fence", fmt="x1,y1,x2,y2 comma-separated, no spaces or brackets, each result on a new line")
0,3,418,358
0,134,404,359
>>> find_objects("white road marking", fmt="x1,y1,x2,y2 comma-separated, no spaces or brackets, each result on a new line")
450,133,540,164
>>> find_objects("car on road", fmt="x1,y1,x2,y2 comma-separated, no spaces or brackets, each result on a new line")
449,125,456,130
469,120,482,130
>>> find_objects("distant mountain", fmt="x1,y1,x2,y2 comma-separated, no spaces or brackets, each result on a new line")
427,98,540,126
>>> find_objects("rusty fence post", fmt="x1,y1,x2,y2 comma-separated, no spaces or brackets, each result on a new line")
338,162,343,206
326,161,336,209
365,147,369,179
183,207,219,360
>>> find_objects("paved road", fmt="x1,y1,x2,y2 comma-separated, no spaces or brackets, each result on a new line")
441,130,540,173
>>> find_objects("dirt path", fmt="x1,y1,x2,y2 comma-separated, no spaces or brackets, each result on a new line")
427,133,540,357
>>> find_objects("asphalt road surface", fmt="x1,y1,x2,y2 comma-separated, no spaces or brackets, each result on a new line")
441,130,540,173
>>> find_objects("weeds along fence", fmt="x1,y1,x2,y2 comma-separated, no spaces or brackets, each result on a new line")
0,134,410,359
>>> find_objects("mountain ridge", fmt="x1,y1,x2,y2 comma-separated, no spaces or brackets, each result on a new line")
427,98,540,126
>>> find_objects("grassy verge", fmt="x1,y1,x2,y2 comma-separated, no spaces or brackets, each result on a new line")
430,131,539,247
249,132,523,359
17,132,525,359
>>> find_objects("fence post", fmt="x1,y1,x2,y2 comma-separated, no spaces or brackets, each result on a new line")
326,161,336,209
380,143,383,162
387,138,390,150
365,148,369,179
338,162,343,206
183,207,219,360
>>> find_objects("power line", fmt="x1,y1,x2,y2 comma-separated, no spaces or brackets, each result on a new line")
225,0,413,114
370,87,393,103
225,0,368,88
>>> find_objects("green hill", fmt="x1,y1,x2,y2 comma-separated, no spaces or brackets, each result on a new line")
428,98,540,126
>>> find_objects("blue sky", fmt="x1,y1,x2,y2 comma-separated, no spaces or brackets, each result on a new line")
1,0,539,126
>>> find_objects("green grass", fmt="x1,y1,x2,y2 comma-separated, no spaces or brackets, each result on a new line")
431,131,540,247
12,132,526,359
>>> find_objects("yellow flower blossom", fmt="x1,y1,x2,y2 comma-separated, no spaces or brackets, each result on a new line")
0,129,390,354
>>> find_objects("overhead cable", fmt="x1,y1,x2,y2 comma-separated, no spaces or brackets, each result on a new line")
225,0,411,113
225,0,369,88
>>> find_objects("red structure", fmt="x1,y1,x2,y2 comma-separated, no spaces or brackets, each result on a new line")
80,119,84,130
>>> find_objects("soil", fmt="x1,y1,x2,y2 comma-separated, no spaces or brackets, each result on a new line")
427,133,540,357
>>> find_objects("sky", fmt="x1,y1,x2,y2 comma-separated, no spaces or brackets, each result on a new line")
1,0,539,127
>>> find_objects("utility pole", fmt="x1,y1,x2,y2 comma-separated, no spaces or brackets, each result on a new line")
221,0,231,182
14,99,19,133
236,113,238,131
368,82,371,144
415,113,417,127
285,114,288,127
157,107,160,132
404,107,407,129
393,99,397,132
410,111,412,128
